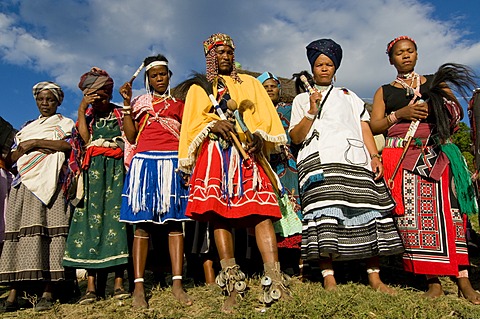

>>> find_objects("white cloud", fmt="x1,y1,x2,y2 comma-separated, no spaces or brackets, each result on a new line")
1,0,480,127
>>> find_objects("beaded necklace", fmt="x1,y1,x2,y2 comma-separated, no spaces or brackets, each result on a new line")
150,94,171,122
394,72,421,98
94,110,116,129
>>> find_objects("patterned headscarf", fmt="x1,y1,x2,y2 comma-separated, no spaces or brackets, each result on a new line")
306,39,343,72
386,35,417,57
203,33,242,83
78,67,114,96
257,72,281,88
32,81,64,105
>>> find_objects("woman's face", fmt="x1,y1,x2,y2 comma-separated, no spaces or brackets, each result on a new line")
389,39,417,73
35,90,59,117
312,54,335,86
147,65,170,95
262,79,280,104
90,89,112,113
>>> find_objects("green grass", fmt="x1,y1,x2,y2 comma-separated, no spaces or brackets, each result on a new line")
2,272,480,319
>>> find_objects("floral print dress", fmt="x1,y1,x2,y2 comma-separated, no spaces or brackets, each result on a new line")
63,116,128,268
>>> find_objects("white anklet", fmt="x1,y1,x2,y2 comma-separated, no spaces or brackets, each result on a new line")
367,268,380,274
172,275,182,281
134,278,144,283
134,235,149,239
321,269,334,278
457,269,469,278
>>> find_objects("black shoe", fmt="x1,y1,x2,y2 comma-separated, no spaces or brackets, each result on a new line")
35,297,54,312
0,300,19,313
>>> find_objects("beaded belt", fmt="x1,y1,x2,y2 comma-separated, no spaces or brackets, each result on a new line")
385,136,430,148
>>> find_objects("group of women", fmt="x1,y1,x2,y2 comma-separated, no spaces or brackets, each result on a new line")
1,34,480,314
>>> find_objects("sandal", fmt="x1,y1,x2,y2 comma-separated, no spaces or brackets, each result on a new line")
35,297,54,312
78,291,97,305
113,288,130,300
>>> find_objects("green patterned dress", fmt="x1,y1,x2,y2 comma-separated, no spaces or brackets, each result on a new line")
63,116,128,268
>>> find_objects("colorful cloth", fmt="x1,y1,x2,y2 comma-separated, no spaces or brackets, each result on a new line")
290,86,403,261
63,115,128,269
121,91,189,225
269,102,303,248
78,67,114,96
179,72,287,223
120,151,189,224
0,112,72,282
382,76,473,275
124,94,183,166
179,73,286,174
14,114,74,205
0,168,12,243
0,183,70,282
186,139,281,223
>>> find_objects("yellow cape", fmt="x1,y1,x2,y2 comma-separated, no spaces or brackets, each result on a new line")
178,73,287,173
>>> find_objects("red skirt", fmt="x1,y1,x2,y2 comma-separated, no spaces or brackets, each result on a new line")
186,140,281,224
383,147,469,276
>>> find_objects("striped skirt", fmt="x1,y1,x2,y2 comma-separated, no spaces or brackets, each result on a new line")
120,151,190,224
301,163,404,261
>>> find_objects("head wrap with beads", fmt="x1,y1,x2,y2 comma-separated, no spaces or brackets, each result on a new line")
306,38,343,72
386,35,417,56
203,33,242,83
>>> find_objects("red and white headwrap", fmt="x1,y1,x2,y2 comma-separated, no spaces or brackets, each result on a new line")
386,35,417,56
203,33,242,83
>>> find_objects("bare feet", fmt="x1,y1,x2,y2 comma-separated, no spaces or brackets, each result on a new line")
368,273,396,295
323,275,337,292
221,289,238,313
423,279,444,299
371,282,397,295
131,288,148,309
172,285,193,306
457,277,480,305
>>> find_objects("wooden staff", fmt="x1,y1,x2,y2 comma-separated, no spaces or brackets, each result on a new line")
228,99,281,194
387,100,423,189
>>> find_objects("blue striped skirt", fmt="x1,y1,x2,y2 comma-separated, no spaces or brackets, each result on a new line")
120,151,190,224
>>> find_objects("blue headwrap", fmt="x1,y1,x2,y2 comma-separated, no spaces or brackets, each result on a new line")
306,39,342,72
257,71,281,88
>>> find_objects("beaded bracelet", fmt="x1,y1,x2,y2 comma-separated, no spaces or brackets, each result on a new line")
304,112,315,121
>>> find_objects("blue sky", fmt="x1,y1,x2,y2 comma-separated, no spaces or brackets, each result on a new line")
1,0,480,129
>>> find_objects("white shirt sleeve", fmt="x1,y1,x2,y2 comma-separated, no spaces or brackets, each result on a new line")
288,92,310,132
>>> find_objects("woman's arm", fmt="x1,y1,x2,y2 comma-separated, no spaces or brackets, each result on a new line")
8,139,71,165
361,121,383,180
370,86,429,135
119,82,138,144
370,87,389,135
77,96,93,144
289,91,322,144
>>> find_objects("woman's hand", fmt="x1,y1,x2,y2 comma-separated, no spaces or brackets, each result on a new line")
210,120,235,141
79,94,97,113
396,101,429,121
246,133,264,154
16,139,38,155
371,157,384,180
119,82,132,105
308,91,323,116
